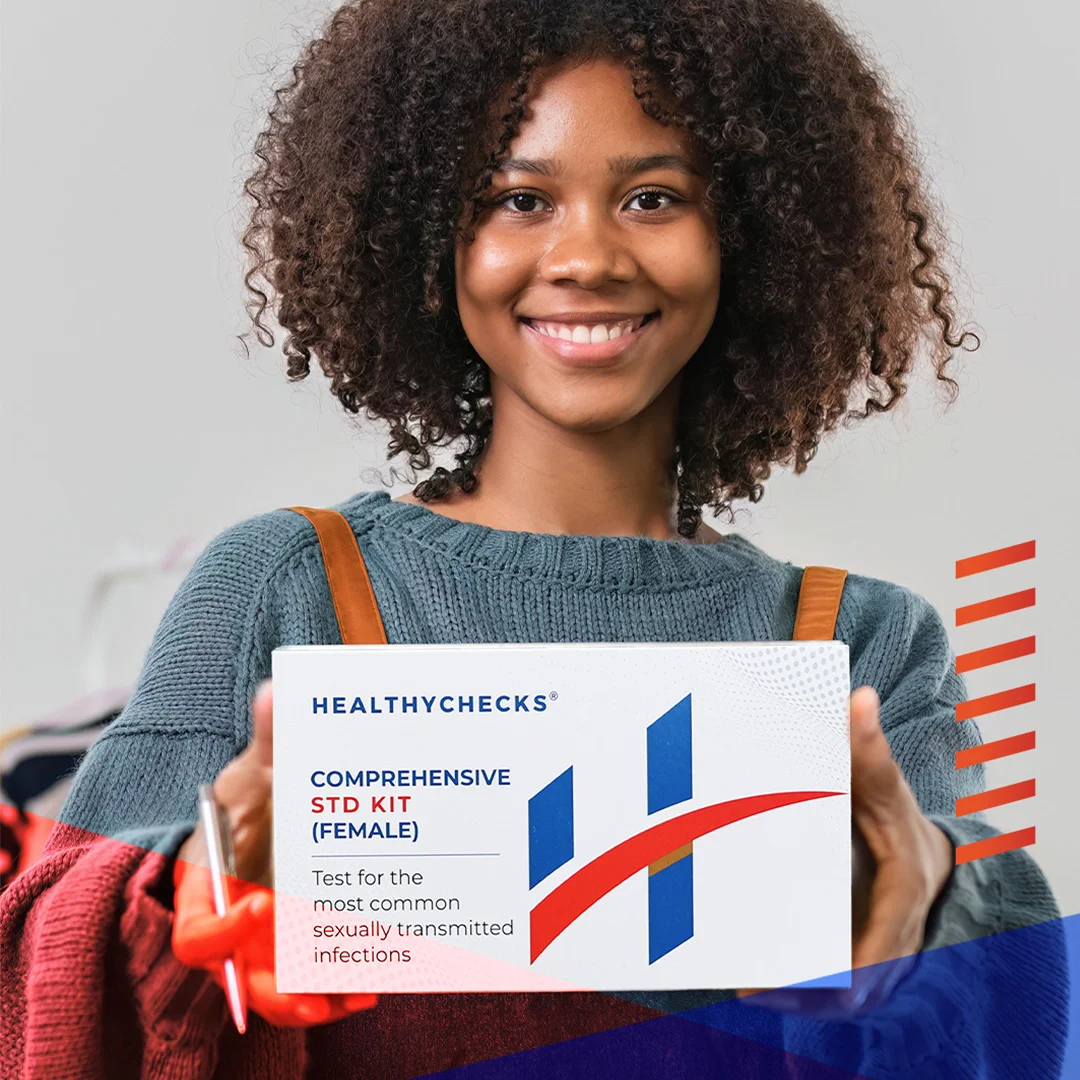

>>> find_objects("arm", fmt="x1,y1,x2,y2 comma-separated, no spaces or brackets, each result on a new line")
867,585,1060,948
778,578,1067,1080
0,742,235,1079
0,517,307,1079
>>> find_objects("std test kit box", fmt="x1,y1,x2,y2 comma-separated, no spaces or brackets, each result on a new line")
272,642,852,994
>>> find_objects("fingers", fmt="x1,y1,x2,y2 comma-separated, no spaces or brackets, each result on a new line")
206,681,275,885
172,887,271,968
849,687,896,790
852,902,920,969
248,680,274,768
851,861,924,969
341,993,379,1012
736,688,942,1023
171,864,378,1029
849,909,922,1012
244,968,378,1027
849,686,914,843
246,969,330,1026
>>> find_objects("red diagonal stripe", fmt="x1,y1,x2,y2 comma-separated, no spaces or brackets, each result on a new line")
956,636,1035,674
955,827,1036,864
956,589,1035,626
956,684,1035,721
528,790,841,962
959,587,1032,630
956,779,1035,816
956,731,1036,768
956,540,1035,578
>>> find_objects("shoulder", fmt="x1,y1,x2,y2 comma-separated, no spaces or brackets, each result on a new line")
729,534,957,701
730,532,946,643
101,493,392,745
836,568,941,644
174,506,320,622
186,491,391,591
147,492,398,663
167,491,399,647
835,569,962,718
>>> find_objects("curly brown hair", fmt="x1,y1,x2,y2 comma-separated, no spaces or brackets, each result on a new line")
240,0,978,537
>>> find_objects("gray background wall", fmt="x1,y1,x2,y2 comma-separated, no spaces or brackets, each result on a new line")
2,0,1076,1050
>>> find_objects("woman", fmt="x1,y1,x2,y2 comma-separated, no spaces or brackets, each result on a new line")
1,0,1065,1077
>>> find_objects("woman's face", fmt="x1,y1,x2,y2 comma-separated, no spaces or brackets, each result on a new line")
454,56,721,436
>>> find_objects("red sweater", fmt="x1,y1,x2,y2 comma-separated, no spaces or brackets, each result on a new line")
1,823,305,1079
0,824,658,1079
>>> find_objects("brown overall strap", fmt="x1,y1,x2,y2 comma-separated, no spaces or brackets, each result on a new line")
287,507,388,645
793,566,848,640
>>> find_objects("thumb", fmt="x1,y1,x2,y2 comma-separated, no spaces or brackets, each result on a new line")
850,685,905,816
249,680,274,768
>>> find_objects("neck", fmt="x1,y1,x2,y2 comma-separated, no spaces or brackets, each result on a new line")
422,381,683,539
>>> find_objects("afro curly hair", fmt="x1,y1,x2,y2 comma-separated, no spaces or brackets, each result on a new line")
240,0,978,537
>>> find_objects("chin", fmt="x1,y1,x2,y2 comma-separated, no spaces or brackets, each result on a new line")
536,397,650,434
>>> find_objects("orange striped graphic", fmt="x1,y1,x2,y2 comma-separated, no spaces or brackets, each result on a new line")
956,731,1036,769
956,779,1035,816
955,683,1035,721
956,589,1035,626
955,540,1036,578
952,540,1037,866
955,827,1036,865
956,636,1035,674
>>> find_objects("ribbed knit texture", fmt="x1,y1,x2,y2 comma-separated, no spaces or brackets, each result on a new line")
0,490,1066,1079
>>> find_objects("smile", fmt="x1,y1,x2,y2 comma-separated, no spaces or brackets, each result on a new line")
519,312,660,365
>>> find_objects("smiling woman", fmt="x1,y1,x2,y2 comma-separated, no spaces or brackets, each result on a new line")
0,0,1066,1079
240,0,972,538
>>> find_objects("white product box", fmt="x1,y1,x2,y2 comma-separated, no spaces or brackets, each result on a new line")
272,642,851,993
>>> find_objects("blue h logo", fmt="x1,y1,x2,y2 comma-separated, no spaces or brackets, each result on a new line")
528,694,695,964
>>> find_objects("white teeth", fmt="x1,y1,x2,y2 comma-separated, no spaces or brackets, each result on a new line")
529,317,644,342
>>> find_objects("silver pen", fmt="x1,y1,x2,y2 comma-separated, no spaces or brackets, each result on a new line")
197,783,248,1034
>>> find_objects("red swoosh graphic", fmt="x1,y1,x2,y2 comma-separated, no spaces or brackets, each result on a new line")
529,790,842,962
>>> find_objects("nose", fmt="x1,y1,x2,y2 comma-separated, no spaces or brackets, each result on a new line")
536,208,637,288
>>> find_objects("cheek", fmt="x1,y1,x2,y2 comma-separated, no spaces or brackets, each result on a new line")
648,231,721,311
456,234,533,321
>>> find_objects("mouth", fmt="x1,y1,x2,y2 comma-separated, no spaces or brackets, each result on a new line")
517,312,660,365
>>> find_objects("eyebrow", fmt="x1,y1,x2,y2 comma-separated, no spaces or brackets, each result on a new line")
492,153,702,179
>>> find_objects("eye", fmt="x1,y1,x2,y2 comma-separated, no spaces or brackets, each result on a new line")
496,191,550,215
625,188,682,213
488,187,684,217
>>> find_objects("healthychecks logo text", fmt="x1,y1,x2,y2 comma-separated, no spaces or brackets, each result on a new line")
527,694,841,965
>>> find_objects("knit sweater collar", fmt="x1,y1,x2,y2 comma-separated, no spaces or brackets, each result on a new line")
342,490,772,591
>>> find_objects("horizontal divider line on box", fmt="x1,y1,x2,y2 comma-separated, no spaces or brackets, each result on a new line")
956,589,1036,626
956,683,1036,721
955,826,1036,865
956,635,1036,674
956,731,1036,768
956,779,1036,816
955,540,1036,578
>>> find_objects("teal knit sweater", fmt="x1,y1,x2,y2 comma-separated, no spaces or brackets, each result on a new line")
57,490,1064,1076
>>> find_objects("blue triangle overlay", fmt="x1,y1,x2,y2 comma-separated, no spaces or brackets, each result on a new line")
426,912,1077,1079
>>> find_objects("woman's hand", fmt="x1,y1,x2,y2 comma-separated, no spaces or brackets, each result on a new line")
172,680,378,1026
738,685,954,1014
177,679,275,887
847,685,954,969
